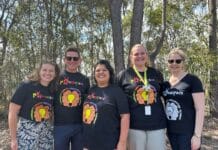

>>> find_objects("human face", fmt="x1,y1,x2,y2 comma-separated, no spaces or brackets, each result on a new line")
168,53,184,73
64,51,81,73
95,64,110,87
39,64,56,86
130,46,148,68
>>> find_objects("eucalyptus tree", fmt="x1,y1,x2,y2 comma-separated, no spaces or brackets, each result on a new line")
129,0,144,50
0,0,26,105
208,0,218,116
108,0,125,74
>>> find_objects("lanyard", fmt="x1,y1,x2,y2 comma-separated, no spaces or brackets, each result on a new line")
133,65,148,86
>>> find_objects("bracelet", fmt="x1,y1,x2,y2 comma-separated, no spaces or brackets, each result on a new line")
194,133,201,138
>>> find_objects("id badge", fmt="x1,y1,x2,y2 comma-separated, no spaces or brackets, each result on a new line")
144,105,151,116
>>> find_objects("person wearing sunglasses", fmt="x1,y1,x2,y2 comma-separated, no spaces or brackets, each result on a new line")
53,47,90,150
162,48,205,150
116,44,166,150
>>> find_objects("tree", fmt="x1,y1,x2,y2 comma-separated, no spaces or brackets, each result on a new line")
108,0,125,74
129,0,144,49
150,0,167,67
208,0,218,116
0,0,24,106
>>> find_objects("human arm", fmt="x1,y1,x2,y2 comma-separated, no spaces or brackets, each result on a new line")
116,113,130,150
8,103,21,150
191,92,205,150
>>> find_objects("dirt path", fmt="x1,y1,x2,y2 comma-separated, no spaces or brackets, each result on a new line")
201,117,218,150
0,116,218,150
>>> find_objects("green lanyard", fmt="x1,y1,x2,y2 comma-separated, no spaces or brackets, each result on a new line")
133,65,148,86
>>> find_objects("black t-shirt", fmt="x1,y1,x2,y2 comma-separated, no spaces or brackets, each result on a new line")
116,67,166,130
83,85,129,150
54,70,90,125
162,73,204,134
11,81,54,122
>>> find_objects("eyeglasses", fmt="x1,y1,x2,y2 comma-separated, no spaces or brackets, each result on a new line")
168,59,183,64
65,56,80,61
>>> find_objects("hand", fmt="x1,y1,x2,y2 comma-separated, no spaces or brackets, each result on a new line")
116,141,127,150
11,139,18,150
191,135,201,150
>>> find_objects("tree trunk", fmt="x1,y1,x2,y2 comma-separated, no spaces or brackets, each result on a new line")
129,0,144,49
208,0,218,116
150,0,167,67
108,0,125,74
44,0,54,60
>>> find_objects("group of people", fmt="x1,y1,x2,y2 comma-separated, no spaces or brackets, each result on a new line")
8,44,205,150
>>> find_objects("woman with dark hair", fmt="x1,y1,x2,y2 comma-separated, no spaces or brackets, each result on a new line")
83,60,130,150
8,61,60,150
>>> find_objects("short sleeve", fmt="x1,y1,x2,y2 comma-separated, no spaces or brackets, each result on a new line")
156,69,164,83
115,70,125,87
85,77,90,93
114,87,129,114
191,75,204,93
11,82,28,105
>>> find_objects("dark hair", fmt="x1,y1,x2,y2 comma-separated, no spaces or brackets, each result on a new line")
65,47,81,58
94,59,114,85
27,60,60,92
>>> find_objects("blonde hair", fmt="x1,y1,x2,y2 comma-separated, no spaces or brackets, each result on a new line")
27,61,60,92
168,48,186,61
130,44,149,67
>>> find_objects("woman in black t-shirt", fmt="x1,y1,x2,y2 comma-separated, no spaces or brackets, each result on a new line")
8,61,60,150
83,60,129,150
116,44,166,150
162,48,205,150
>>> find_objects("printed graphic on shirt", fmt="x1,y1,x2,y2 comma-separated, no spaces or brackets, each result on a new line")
165,99,182,120
60,88,81,107
83,102,98,124
133,85,157,105
60,77,84,86
31,102,52,122
33,91,53,100
87,93,105,101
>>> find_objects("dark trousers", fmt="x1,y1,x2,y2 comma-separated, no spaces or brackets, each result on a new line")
54,124,83,150
168,133,193,150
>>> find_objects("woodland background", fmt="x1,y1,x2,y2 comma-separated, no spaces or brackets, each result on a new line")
0,0,218,149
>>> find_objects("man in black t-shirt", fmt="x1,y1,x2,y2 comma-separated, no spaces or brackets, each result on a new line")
54,47,90,150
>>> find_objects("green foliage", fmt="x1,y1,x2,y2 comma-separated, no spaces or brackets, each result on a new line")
147,6,162,26
0,0,217,114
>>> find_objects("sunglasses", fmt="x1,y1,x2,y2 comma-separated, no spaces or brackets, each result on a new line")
168,59,183,64
65,56,80,61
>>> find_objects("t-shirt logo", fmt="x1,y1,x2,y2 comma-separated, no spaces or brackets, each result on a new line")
31,102,51,122
60,88,81,107
133,85,157,105
83,102,97,124
166,99,182,120
60,77,84,86
33,91,53,100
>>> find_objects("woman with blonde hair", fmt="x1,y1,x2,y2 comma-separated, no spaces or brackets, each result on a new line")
162,48,205,150
8,61,60,150
117,44,166,150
